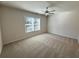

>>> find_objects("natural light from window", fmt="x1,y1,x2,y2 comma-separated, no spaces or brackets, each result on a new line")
25,17,40,32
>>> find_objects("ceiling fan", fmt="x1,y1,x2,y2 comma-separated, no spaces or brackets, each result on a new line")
41,7,55,16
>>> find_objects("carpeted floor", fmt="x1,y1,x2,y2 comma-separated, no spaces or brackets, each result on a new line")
0,33,79,58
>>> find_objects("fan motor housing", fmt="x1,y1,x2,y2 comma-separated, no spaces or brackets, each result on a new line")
45,10,49,13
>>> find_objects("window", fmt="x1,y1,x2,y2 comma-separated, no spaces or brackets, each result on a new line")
25,17,40,32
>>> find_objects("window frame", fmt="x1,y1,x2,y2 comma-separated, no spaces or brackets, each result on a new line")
24,16,40,33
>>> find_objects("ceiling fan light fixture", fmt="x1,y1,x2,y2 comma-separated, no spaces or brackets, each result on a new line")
45,13,49,16
41,7,55,16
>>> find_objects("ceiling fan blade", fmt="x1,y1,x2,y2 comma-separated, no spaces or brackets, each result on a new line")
39,10,45,13
49,13,54,14
49,12,54,13
49,10,55,12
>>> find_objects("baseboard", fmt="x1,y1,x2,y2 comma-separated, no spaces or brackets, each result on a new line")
48,32,78,43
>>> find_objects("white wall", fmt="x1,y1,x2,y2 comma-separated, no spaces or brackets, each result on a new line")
48,11,79,39
1,6,47,45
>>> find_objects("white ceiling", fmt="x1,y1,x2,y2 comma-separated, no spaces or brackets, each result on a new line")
0,1,79,14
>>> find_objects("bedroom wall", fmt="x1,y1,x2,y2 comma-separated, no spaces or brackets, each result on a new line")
48,11,79,39
1,6,47,45
0,6,2,54
0,19,2,54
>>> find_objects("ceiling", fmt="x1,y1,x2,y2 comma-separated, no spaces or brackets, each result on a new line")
0,1,79,15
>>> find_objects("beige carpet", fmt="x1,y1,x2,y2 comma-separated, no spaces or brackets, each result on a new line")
0,33,79,58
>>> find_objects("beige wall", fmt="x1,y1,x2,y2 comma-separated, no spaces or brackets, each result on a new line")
48,11,79,39
1,6,47,45
0,6,2,54
0,21,2,54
